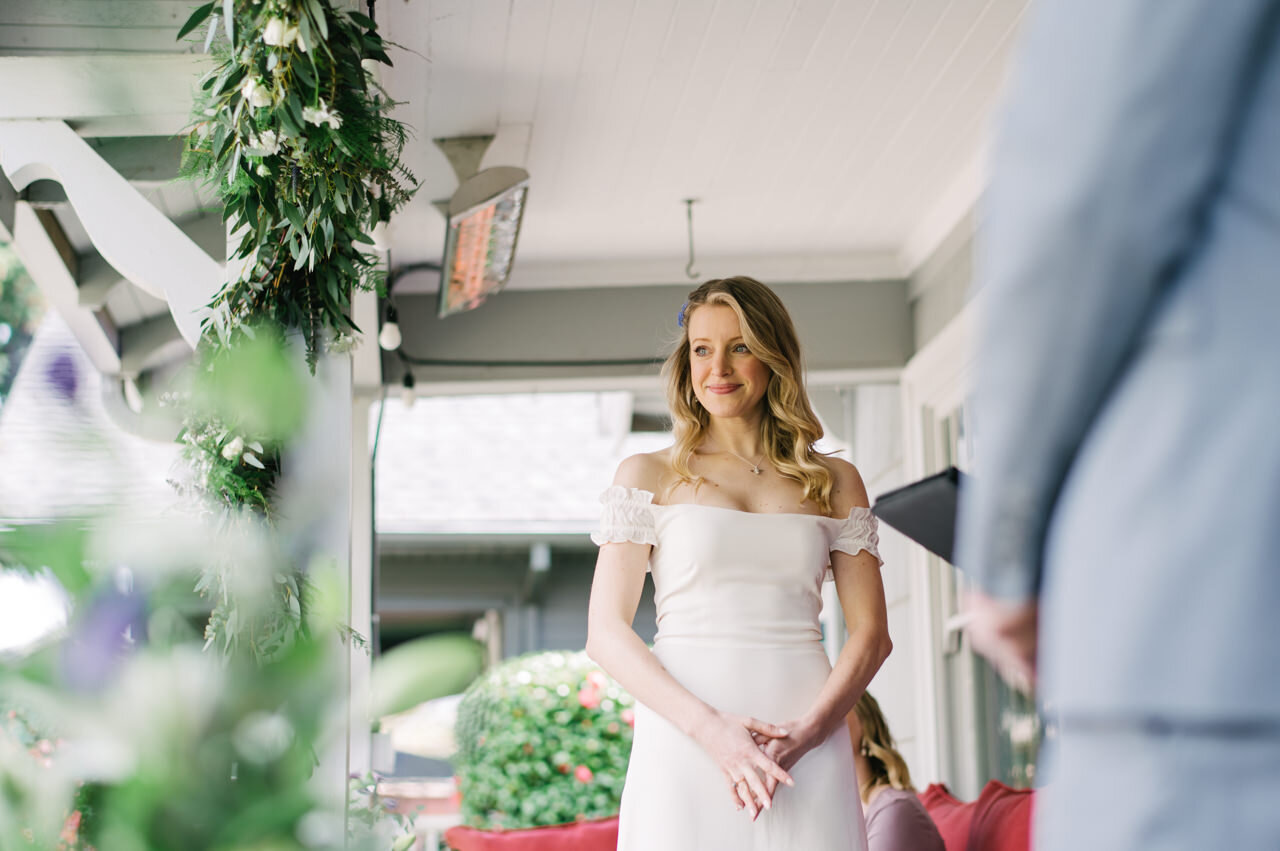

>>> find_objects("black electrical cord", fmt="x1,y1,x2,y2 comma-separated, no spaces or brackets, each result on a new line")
394,349,663,369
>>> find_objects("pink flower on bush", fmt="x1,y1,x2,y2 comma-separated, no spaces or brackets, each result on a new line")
586,671,608,689
621,708,635,727
575,765,594,783
577,688,600,709
60,810,81,844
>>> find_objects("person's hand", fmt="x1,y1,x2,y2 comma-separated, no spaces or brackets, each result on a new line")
690,711,795,819
752,716,827,798
963,590,1038,692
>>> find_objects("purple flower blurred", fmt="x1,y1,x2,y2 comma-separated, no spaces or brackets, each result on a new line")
44,352,79,403
59,587,148,691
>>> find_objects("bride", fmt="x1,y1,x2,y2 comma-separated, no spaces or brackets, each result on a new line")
586,276,891,850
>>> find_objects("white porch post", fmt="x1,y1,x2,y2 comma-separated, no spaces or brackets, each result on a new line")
348,286,381,778
278,347,355,808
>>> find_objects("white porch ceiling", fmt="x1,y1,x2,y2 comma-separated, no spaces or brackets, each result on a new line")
0,0,1027,289
382,0,1027,287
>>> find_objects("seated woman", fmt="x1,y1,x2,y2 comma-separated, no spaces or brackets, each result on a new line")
847,692,945,851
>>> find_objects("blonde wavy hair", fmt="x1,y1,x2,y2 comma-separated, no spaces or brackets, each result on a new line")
853,691,915,799
661,276,834,514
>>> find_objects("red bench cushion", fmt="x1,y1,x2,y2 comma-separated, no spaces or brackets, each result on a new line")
968,780,1034,851
445,817,619,851
918,783,977,851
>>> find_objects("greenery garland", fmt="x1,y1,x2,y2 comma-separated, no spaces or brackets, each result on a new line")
174,0,416,658
180,0,415,371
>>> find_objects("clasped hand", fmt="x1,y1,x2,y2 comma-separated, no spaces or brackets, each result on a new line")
691,711,799,821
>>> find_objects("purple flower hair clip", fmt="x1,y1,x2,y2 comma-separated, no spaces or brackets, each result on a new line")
677,302,689,328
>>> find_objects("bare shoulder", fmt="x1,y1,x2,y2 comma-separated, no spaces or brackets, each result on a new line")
819,455,870,514
612,448,671,494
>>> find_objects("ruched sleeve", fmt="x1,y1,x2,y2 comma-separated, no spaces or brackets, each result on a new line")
590,486,658,547
831,506,883,566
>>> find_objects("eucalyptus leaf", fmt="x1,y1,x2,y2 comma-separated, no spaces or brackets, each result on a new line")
307,0,329,40
222,0,235,46
204,12,220,52
297,12,313,57
177,2,216,40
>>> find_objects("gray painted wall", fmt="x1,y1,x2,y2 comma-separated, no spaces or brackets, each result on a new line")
378,544,657,659
383,280,912,386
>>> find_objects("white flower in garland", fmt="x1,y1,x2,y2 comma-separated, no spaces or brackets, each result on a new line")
262,17,299,48
221,436,246,460
247,129,281,157
302,100,342,130
240,76,273,109
262,17,284,44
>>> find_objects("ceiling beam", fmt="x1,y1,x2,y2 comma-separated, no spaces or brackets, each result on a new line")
0,193,122,375
0,1,194,28
77,212,223,313
0,55,210,138
0,120,222,347
119,313,187,377
87,136,187,183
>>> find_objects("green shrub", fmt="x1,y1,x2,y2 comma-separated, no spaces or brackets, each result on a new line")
452,650,635,830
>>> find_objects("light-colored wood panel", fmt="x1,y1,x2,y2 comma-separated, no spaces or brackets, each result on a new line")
0,1,190,27
375,0,1027,271
807,0,956,218
0,25,191,53
425,0,503,138
822,0,997,223
880,1,1023,237
677,0,800,200
726,1,917,217
848,0,1016,186
0,1,190,28
732,0,915,244
521,0,595,205
613,0,720,198
646,0,759,193
767,0,840,72
550,1,637,202
573,0,680,205
461,0,513,133
497,0,555,127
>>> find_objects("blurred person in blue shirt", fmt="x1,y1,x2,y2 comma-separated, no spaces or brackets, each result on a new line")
957,1,1280,849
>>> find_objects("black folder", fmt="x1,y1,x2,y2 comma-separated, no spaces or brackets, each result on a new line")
871,467,965,564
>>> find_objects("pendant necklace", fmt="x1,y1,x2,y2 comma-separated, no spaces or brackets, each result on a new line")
725,448,765,476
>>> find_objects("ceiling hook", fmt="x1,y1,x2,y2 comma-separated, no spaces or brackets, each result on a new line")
683,198,700,280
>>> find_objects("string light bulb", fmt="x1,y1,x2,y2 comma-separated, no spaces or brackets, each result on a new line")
378,303,402,351
401,369,416,408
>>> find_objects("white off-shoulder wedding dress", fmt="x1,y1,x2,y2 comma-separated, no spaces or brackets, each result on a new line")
592,486,881,851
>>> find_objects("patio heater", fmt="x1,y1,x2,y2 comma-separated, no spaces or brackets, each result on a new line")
432,135,529,319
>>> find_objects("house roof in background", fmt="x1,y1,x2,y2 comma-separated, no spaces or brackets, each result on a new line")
374,390,669,536
0,313,179,521
373,389,849,537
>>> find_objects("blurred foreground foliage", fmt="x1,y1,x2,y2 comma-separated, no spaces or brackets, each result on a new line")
0,244,45,404
0,327,409,849
0,522,411,850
